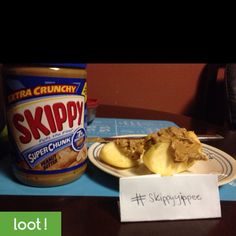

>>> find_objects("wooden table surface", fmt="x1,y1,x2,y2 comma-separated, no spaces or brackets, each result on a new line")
1,105,236,236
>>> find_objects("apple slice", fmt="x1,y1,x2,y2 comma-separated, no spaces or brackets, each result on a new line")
99,142,140,168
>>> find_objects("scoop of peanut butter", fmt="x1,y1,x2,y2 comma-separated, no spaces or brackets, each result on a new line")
145,127,208,163
114,138,145,160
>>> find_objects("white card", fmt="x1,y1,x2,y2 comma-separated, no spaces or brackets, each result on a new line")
119,174,221,222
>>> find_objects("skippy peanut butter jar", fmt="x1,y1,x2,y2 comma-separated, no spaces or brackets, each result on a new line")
3,64,88,187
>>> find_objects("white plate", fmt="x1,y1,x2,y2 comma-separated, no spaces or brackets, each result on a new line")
88,139,236,186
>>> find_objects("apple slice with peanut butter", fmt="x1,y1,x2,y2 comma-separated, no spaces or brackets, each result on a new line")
99,127,208,175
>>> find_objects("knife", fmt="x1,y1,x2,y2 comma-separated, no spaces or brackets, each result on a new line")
86,134,224,143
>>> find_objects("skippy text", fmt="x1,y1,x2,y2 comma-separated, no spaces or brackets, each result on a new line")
12,100,84,144
131,192,202,207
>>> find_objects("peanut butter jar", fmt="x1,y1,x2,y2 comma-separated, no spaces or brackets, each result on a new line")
3,64,88,187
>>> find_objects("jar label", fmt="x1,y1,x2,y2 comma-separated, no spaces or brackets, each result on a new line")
5,75,87,174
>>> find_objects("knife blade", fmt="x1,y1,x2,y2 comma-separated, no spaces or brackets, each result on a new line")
86,134,224,143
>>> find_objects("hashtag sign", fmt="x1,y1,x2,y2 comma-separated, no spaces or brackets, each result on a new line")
131,193,146,206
